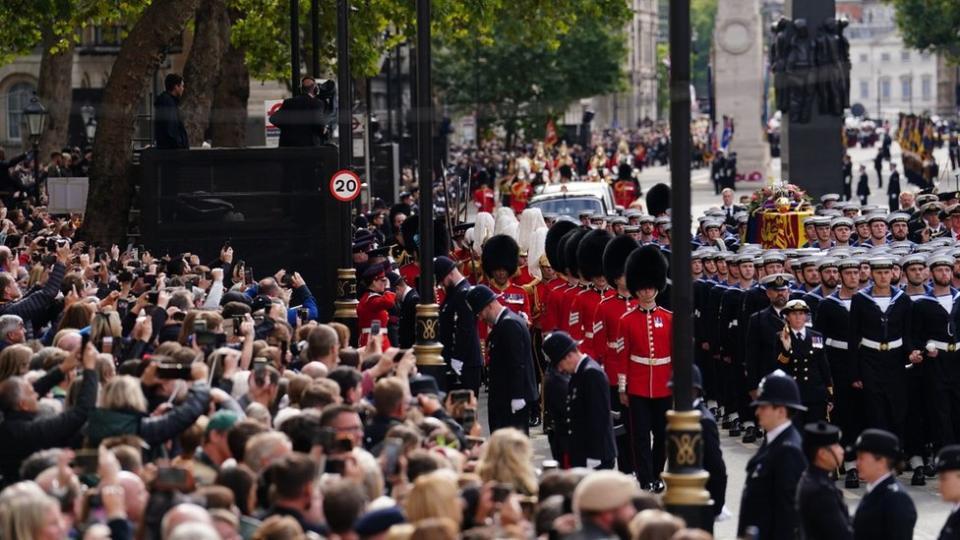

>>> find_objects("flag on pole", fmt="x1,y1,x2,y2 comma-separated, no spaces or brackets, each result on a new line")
545,118,558,147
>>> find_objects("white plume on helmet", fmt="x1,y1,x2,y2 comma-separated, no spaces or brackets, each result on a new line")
527,227,549,280
473,212,496,256
518,208,547,253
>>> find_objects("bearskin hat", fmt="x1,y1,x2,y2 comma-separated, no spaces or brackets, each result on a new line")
401,215,419,255
482,234,520,278
625,244,668,295
617,163,633,181
433,216,450,257
577,229,613,281
562,228,588,279
646,183,671,217
603,235,640,285
545,220,579,272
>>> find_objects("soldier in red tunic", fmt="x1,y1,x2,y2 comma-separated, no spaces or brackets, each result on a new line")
509,177,533,215
616,244,672,492
398,215,420,290
558,228,589,338
613,163,640,209
572,229,614,358
356,263,396,349
592,235,640,475
481,234,531,322
543,221,580,332
473,177,496,214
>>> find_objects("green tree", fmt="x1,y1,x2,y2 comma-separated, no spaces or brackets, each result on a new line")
691,0,717,96
886,0,960,60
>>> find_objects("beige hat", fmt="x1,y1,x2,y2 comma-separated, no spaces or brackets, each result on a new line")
573,471,641,513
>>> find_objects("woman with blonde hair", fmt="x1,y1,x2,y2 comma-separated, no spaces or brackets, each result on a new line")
629,509,685,540
404,471,463,527
0,343,32,381
55,302,95,333
178,310,225,345
0,491,65,540
89,311,122,350
411,517,458,540
251,515,306,540
475,428,538,496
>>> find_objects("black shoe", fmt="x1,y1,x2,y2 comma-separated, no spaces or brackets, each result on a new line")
742,425,757,444
528,416,542,428
925,464,937,478
912,468,926,486
845,469,860,489
721,416,732,430
651,480,665,493
728,419,742,437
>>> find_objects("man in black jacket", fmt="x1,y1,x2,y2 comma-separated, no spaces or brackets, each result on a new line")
269,77,333,147
852,429,916,540
796,421,853,540
0,242,70,339
0,343,98,486
934,445,960,540
154,73,189,149
436,257,483,395
394,273,419,349
467,284,538,434
543,331,615,469
738,370,808,540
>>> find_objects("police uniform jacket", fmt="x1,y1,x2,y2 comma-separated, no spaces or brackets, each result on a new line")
746,306,786,390
487,308,539,428
566,356,616,467
852,475,917,540
815,293,856,383
738,422,807,540
796,466,853,540
439,278,483,369
776,329,833,404
848,286,913,386
543,366,570,441
939,508,960,540
397,287,420,349
697,399,727,516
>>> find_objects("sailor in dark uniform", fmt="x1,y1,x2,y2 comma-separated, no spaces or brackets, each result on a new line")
851,429,917,540
737,370,808,540
801,257,839,323
542,331,616,469
934,445,960,540
776,299,833,424
796,421,853,540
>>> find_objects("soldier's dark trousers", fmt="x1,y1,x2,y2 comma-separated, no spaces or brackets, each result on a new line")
611,390,634,475
904,365,932,457
628,395,670,485
863,382,907,441
833,381,864,450
928,355,960,447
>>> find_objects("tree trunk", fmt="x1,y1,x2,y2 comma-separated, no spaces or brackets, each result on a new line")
36,26,75,161
180,0,230,146
83,0,201,245
210,43,250,147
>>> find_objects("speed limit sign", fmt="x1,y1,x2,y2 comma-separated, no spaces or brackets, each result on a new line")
329,169,362,202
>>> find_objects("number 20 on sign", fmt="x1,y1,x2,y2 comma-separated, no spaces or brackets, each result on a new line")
329,170,362,202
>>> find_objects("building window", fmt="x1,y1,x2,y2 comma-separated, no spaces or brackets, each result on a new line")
860,80,869,99
881,52,891,62
859,53,868,63
901,51,910,62
901,77,912,100
5,82,35,141
922,75,932,100
880,77,891,102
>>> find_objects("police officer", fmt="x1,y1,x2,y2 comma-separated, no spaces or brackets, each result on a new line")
777,299,833,424
934,445,960,540
466,284,538,434
543,331,616,469
738,370,808,540
851,429,917,540
796,421,853,540
436,256,483,396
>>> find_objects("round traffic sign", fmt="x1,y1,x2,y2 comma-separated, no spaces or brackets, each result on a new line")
329,169,362,202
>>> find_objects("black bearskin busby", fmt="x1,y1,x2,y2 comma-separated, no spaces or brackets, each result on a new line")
562,228,588,279
645,183,671,217
626,244,668,295
401,215,419,255
481,234,520,278
603,235,639,285
545,220,579,272
577,229,613,281
433,217,450,257
617,163,633,181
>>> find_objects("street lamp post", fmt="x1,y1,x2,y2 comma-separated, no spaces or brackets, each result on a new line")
23,94,48,198
663,0,713,532
81,104,97,146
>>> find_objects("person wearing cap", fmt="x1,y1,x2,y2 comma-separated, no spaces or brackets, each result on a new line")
354,506,405,540
543,331,615,469
856,164,871,205
738,370,808,540
466,285,538,433
473,176,495,213
509,174,533,215
831,218,856,248
193,410,241,485
568,470,640,540
801,258,839,320
356,264,395,349
481,234,532,323
851,428,917,540
571,230,614,359
888,162,902,213
883,213,910,244
615,245,672,492
436,256,483,396
638,215,657,245
718,253,758,436
745,274,795,417
849,257,914,444
796,421,853,540
815,258,866,486
935,445,960,539
741,253,788,323
821,193,841,210
911,201,949,243
792,257,822,298
810,218,834,249
693,251,722,413
392,272,420,350
776,300,833,423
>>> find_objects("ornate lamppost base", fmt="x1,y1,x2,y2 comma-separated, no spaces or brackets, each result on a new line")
662,409,714,532
333,267,359,346
414,303,446,388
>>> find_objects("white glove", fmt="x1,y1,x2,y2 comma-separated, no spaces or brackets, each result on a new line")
586,458,602,469
510,399,526,414
450,359,464,376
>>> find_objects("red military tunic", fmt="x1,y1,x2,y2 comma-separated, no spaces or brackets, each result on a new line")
515,266,536,287
616,305,673,398
399,262,420,291
560,283,586,336
542,277,568,332
473,187,495,213
510,181,533,214
613,179,638,209
571,285,611,357
592,293,637,386
357,290,396,348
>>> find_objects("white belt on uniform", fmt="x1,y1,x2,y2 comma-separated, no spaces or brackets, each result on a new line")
629,355,671,366
728,319,739,329
928,340,960,352
825,338,848,350
859,337,903,351
585,332,594,339
360,328,372,334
